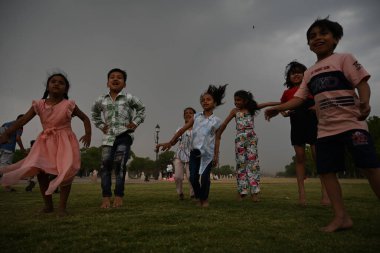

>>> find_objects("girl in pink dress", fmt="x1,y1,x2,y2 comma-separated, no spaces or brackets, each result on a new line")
0,73,91,216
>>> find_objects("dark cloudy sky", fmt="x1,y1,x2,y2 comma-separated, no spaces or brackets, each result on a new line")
1,0,379,175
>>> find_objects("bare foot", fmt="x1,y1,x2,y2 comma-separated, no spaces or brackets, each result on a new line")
201,200,209,208
320,198,331,206
251,193,260,202
4,186,16,192
113,196,123,208
320,216,353,232
321,200,331,206
57,208,69,217
237,194,247,201
100,197,111,209
298,200,307,206
40,206,54,213
298,192,306,206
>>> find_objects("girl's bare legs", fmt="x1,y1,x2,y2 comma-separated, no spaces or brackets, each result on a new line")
251,193,260,202
360,168,380,199
58,184,72,216
294,145,306,205
319,173,353,232
310,145,330,205
174,159,185,200
37,172,53,213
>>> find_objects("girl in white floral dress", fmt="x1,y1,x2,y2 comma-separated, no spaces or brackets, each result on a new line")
215,90,278,202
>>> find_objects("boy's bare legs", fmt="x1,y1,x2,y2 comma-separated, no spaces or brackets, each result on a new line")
101,197,111,208
58,184,71,216
320,178,331,206
113,196,123,208
201,199,209,207
37,172,53,213
360,168,380,198
320,173,353,232
294,146,306,205
310,145,331,206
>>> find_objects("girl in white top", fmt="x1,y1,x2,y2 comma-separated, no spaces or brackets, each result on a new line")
157,84,227,207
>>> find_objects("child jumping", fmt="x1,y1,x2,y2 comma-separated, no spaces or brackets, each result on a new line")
280,61,330,206
265,18,380,232
215,90,278,202
172,107,196,200
0,73,91,216
91,68,146,209
157,84,227,207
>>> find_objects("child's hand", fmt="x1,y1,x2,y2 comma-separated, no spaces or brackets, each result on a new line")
79,134,91,148
156,143,172,152
102,125,109,134
358,102,371,121
126,122,137,130
265,108,279,121
281,111,290,117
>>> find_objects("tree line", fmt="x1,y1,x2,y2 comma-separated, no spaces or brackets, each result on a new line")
13,146,235,180
13,116,379,179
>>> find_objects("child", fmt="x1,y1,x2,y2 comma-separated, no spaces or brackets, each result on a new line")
0,114,26,192
280,61,330,206
157,84,227,207
265,18,380,232
91,68,146,208
172,107,196,200
215,90,279,202
0,73,91,216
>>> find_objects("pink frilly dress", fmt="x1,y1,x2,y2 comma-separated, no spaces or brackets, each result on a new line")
1,99,81,195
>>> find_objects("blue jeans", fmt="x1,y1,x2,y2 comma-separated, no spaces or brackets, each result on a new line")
100,133,132,197
189,149,212,201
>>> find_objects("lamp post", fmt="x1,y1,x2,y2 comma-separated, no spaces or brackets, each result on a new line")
154,124,160,161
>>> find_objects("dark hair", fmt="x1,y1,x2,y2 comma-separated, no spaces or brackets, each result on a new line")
107,68,127,82
183,107,196,114
201,84,228,106
306,17,343,49
284,61,307,88
234,90,259,116
42,73,70,99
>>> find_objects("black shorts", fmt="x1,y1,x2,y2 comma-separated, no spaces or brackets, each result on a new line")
290,110,317,146
316,129,380,174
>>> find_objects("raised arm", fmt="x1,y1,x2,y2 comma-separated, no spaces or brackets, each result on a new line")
257,101,281,109
0,106,36,144
214,108,236,166
265,97,304,121
156,118,194,152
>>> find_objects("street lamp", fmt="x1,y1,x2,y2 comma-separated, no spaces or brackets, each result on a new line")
154,124,160,161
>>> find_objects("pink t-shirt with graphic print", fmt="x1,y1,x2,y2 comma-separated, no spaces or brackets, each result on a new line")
295,53,370,138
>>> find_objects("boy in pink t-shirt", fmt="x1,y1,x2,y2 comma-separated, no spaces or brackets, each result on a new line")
265,18,380,232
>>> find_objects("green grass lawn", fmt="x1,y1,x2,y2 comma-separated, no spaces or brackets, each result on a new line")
0,177,379,253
